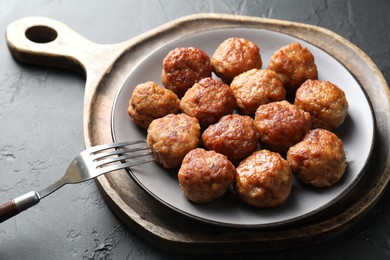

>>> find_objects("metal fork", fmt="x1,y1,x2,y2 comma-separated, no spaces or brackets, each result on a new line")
0,140,153,223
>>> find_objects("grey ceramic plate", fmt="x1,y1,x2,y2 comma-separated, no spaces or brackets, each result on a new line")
111,28,375,228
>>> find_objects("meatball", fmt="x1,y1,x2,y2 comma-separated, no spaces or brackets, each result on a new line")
254,100,311,154
161,47,212,98
180,77,236,128
202,114,259,165
268,42,318,94
178,148,236,203
295,80,349,130
146,113,200,168
211,37,262,83
287,129,347,188
235,150,292,208
230,69,286,115
127,81,180,129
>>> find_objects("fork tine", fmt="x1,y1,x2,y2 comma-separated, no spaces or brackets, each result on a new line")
95,150,153,168
87,140,154,173
97,157,155,174
91,146,150,161
87,140,146,154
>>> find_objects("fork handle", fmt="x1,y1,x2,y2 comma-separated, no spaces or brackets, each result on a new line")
0,191,40,223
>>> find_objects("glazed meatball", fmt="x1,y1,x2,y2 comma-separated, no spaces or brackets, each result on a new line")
268,42,318,94
287,129,347,188
202,114,259,165
211,37,262,83
127,81,180,129
161,47,212,98
230,69,286,115
295,80,349,130
147,113,200,168
235,150,292,208
178,148,236,203
180,77,236,128
254,100,311,154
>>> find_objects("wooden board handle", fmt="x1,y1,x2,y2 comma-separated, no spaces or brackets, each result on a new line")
5,17,130,111
5,16,105,75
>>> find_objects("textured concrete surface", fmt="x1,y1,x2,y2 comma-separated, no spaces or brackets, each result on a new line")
0,0,389,259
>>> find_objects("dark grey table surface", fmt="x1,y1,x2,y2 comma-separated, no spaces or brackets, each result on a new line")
1,0,390,259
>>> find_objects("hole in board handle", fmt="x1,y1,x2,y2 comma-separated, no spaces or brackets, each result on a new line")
25,26,58,43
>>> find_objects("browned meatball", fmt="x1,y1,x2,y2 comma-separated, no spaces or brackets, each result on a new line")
235,150,292,208
254,100,311,154
147,113,200,168
161,47,212,98
287,129,347,188
178,148,236,203
268,42,318,94
202,114,259,165
180,77,236,128
211,37,262,83
295,80,349,130
230,69,286,115
127,81,180,129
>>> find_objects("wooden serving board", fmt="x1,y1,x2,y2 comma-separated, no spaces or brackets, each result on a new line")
6,13,390,253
